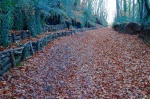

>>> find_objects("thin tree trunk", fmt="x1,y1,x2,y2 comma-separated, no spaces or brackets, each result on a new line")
137,0,144,22
116,0,120,18
124,0,127,16
132,0,135,21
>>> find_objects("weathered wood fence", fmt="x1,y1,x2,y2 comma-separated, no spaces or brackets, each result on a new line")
8,30,31,43
0,30,76,76
0,24,66,46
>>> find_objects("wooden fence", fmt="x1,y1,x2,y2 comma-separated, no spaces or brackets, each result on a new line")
8,30,31,43
0,30,76,76
0,24,66,46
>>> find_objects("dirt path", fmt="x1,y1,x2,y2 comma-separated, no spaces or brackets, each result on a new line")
0,27,150,99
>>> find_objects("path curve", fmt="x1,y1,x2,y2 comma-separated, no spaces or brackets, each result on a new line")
0,27,150,99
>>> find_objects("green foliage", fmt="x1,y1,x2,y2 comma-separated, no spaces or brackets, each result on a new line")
0,0,96,46
114,0,150,24
0,0,14,46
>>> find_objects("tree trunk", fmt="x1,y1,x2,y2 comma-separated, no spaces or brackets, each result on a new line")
116,0,120,18
132,0,135,21
143,0,150,20
124,0,127,16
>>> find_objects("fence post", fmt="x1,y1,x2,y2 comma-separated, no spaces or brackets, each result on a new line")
37,40,41,51
20,31,23,40
12,34,15,43
28,30,31,37
30,42,34,55
21,42,30,61
10,49,16,67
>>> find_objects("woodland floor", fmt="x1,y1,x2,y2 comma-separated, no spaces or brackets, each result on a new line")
0,27,150,99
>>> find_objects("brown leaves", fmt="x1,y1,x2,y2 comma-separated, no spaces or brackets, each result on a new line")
0,27,150,98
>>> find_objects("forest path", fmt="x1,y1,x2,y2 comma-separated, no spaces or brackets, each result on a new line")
0,27,150,98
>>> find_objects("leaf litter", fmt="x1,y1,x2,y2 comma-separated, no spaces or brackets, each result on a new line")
0,27,150,99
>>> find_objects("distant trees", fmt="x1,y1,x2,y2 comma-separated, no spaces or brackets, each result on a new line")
115,0,150,24
113,0,150,41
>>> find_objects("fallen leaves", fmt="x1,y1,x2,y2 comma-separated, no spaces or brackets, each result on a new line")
0,27,150,98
